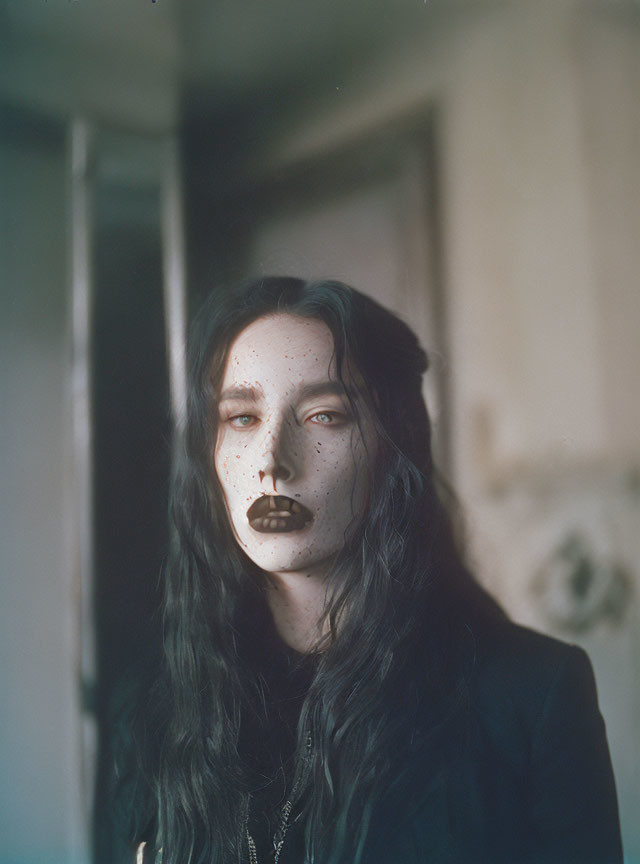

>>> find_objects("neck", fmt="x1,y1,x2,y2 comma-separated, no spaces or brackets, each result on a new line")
264,569,329,653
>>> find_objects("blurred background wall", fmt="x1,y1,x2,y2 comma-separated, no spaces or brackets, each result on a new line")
1,0,639,861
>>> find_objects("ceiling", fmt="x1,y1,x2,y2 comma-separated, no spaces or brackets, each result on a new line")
0,0,467,133
3,0,639,135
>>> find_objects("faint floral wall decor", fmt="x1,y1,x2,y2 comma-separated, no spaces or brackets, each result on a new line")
532,530,632,634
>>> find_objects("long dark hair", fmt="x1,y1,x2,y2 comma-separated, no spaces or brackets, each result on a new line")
137,277,502,863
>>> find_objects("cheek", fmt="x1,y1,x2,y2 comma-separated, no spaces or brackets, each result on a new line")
313,442,367,501
216,454,259,511
214,450,231,493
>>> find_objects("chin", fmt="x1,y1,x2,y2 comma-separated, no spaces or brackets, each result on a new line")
239,531,334,577
248,551,323,576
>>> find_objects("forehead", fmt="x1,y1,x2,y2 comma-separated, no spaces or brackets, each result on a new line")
221,314,337,387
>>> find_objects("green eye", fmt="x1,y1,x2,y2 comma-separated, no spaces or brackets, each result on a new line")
230,415,253,427
311,412,336,424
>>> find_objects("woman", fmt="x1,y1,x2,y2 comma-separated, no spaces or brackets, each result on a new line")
108,277,622,864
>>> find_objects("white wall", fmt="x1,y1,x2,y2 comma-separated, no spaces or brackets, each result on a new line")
0,126,86,864
443,8,640,850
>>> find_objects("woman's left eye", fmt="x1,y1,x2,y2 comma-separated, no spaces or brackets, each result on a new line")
309,412,340,425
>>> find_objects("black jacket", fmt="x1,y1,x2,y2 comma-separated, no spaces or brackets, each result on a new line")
357,620,623,864
105,619,623,864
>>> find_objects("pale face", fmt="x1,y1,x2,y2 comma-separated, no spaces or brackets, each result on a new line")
214,314,375,579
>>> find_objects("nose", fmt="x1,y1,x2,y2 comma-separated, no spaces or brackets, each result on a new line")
258,415,297,492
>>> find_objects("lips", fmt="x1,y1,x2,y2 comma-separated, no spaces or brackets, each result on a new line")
246,495,313,533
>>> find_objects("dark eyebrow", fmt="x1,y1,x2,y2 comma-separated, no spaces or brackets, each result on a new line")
297,381,348,401
218,385,263,403
218,380,349,404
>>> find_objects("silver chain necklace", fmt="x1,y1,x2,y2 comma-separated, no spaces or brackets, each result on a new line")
245,731,312,864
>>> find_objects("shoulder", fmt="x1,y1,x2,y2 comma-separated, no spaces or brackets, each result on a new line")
456,618,623,862
464,613,610,752
467,617,593,721
463,616,606,766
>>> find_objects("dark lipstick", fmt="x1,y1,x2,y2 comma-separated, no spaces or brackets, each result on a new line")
246,495,313,533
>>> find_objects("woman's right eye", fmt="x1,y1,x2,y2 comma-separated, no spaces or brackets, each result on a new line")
228,414,256,428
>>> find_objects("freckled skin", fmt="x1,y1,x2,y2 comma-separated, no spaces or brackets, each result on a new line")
214,314,374,582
